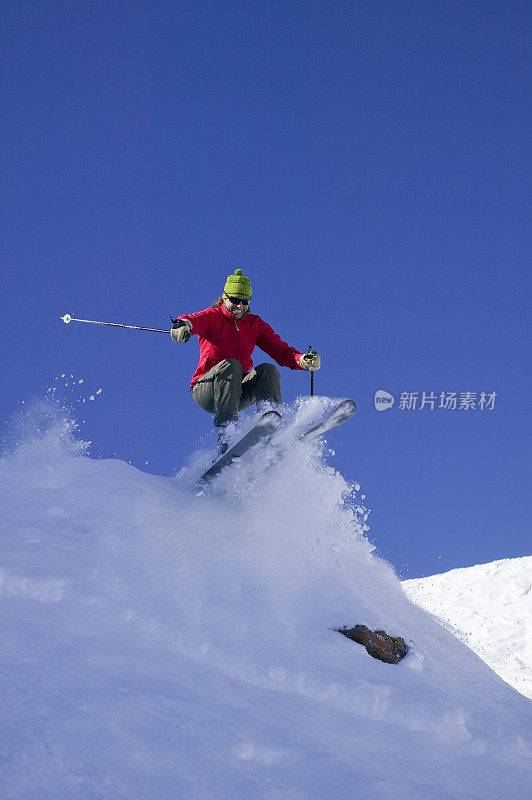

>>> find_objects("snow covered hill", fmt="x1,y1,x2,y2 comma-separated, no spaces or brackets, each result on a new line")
1,399,531,800
402,557,532,700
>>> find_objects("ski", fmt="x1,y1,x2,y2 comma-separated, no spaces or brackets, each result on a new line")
197,410,283,485
300,400,356,442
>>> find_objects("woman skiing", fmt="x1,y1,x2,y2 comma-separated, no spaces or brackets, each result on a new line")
171,268,321,452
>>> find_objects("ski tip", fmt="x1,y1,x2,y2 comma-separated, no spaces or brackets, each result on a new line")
260,409,282,420
255,410,283,429
333,399,356,418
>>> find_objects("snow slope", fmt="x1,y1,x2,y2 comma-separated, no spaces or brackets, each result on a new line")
403,557,532,700
1,399,531,800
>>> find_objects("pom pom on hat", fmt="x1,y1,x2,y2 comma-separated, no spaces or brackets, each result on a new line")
224,268,252,300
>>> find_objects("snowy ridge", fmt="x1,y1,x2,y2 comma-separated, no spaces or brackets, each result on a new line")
403,557,532,700
0,399,531,800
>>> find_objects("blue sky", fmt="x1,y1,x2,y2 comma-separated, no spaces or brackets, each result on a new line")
1,0,530,578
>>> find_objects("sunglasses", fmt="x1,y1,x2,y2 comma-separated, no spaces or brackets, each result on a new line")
226,296,249,306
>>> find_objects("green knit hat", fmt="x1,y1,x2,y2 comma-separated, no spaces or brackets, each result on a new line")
223,268,252,301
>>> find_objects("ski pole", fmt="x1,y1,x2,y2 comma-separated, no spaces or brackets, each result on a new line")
308,345,314,397
60,314,170,334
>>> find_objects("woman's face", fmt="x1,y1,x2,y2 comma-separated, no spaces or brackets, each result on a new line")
224,296,248,320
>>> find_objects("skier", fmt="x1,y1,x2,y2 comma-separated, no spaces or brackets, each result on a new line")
171,268,321,453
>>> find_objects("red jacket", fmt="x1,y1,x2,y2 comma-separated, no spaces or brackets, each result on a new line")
179,304,304,389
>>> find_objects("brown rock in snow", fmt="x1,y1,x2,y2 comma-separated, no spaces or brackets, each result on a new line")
338,624,409,664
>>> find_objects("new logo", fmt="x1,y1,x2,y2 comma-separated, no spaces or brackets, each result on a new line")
374,389,395,412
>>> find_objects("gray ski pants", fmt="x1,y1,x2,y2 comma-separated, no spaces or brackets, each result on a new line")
192,358,282,427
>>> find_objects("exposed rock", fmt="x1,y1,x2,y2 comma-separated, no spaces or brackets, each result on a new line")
337,624,409,664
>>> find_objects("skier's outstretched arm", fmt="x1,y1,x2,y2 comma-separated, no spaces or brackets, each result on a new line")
256,320,320,371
